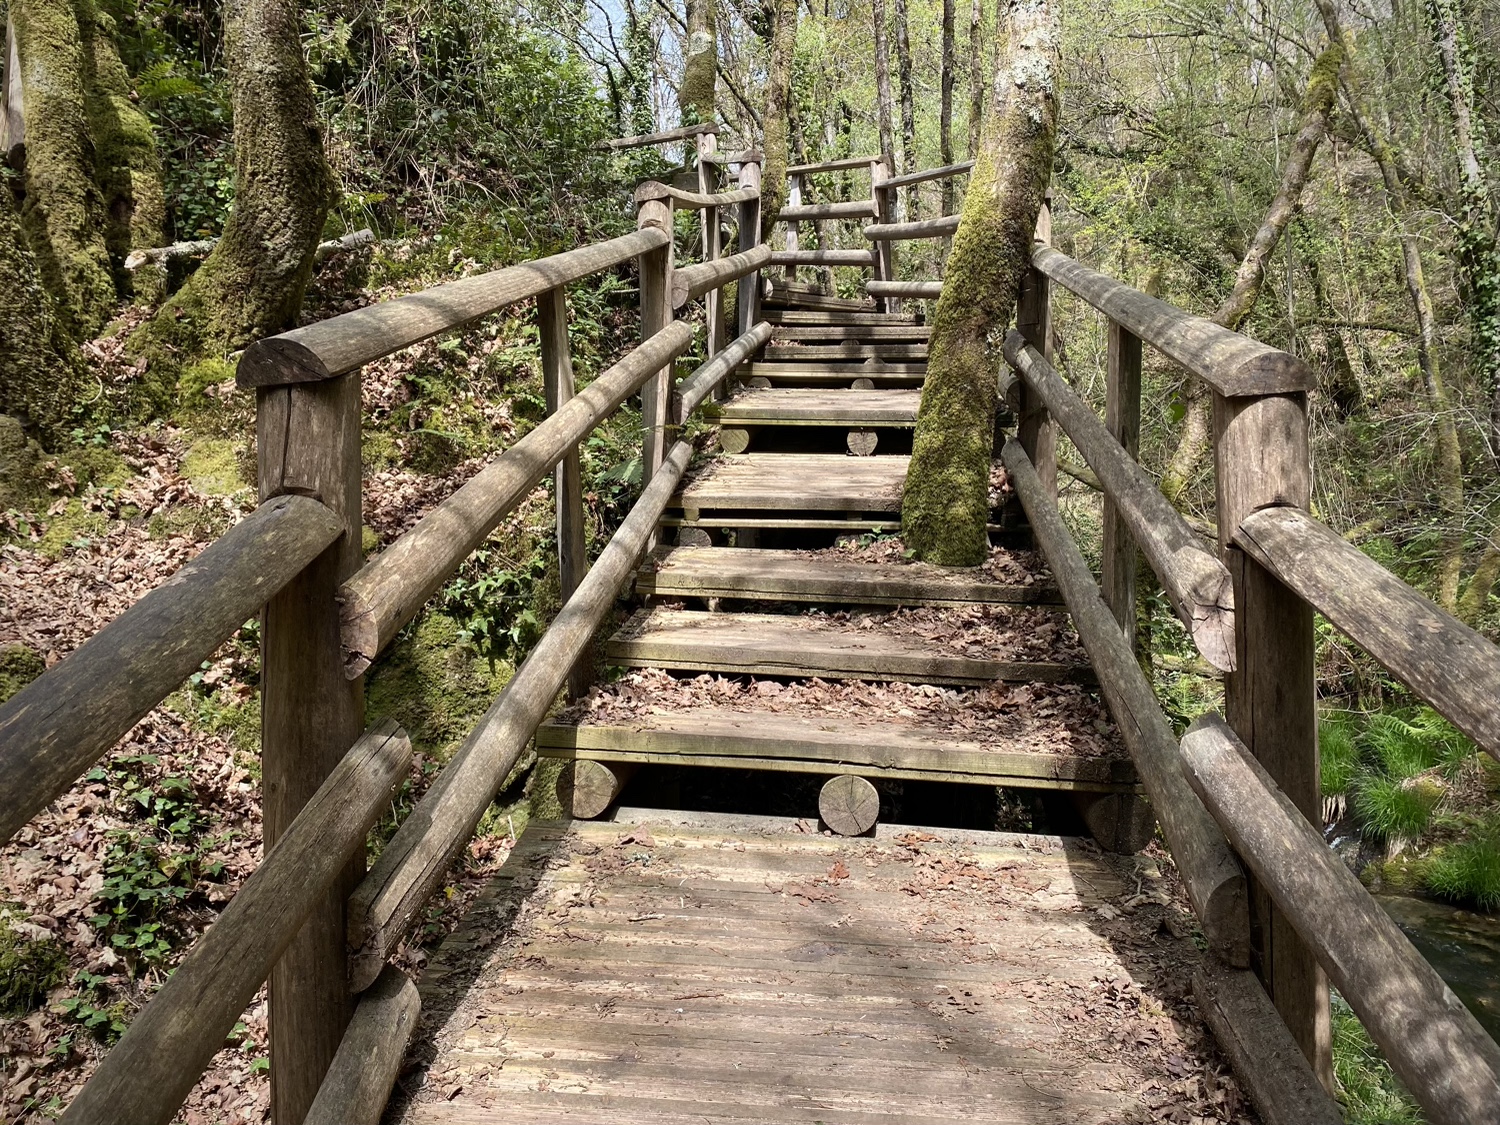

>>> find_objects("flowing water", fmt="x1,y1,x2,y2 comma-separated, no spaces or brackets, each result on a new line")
1375,893,1500,1041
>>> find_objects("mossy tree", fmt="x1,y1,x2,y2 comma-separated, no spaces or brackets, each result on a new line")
131,0,339,367
759,0,798,223
901,0,1059,566
679,0,716,123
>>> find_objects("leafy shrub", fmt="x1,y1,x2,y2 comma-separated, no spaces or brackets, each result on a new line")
1426,826,1500,911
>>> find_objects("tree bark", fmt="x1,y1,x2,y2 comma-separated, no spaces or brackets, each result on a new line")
939,0,956,215
679,0,717,123
759,0,798,223
966,0,984,160
872,0,896,168
894,0,918,216
1160,44,1341,505
10,0,115,337
132,0,338,376
902,0,1060,565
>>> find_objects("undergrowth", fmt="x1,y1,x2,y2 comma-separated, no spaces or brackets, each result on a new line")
1331,993,1424,1124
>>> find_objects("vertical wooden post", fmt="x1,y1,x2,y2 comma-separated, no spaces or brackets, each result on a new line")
870,158,897,313
256,373,364,1124
636,184,673,489
1101,319,1142,645
1214,390,1331,1091
1015,193,1055,497
784,174,801,282
697,131,723,358
735,153,762,338
538,286,589,700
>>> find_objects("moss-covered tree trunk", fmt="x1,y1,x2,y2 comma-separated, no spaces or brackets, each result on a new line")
0,174,85,441
901,0,1059,566
134,0,337,365
679,0,717,123
78,0,165,304
759,0,797,223
11,0,115,337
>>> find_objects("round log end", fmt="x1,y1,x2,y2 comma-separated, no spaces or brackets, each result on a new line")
557,760,635,819
819,774,880,836
846,429,879,456
236,337,334,389
851,377,875,390
747,376,773,389
338,588,381,680
677,526,714,547
719,427,752,454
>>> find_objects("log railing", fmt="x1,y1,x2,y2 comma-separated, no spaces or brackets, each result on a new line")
0,146,764,1124
1004,238,1500,1125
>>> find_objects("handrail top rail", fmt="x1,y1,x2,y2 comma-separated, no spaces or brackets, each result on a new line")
1033,246,1316,396
863,214,961,241
634,180,759,209
882,160,975,189
600,122,720,150
236,227,670,389
787,154,880,174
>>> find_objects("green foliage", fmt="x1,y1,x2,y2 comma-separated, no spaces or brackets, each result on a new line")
1363,712,1443,780
1331,992,1424,1124
1320,711,1359,796
1427,823,1500,910
0,917,69,1017
1354,775,1441,842
0,643,46,705
441,547,551,665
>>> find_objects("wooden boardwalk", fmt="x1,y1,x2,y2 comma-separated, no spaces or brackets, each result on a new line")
392,814,1237,1125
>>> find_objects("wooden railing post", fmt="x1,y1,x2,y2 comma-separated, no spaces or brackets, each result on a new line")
256,371,365,1123
1214,389,1330,1090
636,184,673,488
1102,319,1142,646
696,131,724,357
784,173,801,282
538,286,589,699
735,153,762,338
1015,193,1056,497
870,158,896,312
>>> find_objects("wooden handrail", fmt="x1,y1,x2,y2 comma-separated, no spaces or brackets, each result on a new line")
236,228,671,387
1032,247,1316,396
1001,438,1250,965
863,214,961,241
339,320,695,677
1235,505,1500,759
1005,332,1235,671
787,154,879,174
60,720,411,1125
346,440,698,989
671,244,772,309
656,184,759,209
867,280,942,299
672,322,773,423
882,160,975,189
1182,715,1500,1125
769,249,878,266
777,200,878,222
601,122,718,150
0,494,342,843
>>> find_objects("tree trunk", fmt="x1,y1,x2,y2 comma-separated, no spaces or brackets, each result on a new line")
132,0,338,374
872,0,896,168
939,0,956,215
10,0,115,337
902,0,1060,565
759,0,798,223
1159,44,1341,505
894,0,917,216
966,0,984,160
0,174,84,441
679,0,717,123
78,0,165,304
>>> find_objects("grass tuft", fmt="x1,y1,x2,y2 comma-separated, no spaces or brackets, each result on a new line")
1353,773,1440,841
1331,992,1424,1124
1426,826,1500,911
1320,711,1359,796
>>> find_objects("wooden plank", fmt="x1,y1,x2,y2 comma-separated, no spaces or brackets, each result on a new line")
663,516,905,532
1182,715,1500,1125
638,194,673,486
718,388,920,426
304,965,422,1125
771,324,931,340
59,722,411,1125
735,159,762,336
636,545,1061,605
672,453,909,512
536,710,1136,788
769,249,880,267
787,154,881,174
882,159,976,189
745,362,926,383
602,121,717,150
764,309,919,327
1235,504,1500,760
867,281,943,299
0,495,341,843
765,342,928,360
672,244,772,309
863,214,961,240
605,607,1095,686
777,200,879,221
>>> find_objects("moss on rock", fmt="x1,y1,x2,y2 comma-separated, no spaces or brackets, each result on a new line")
182,436,248,496
0,643,46,704
0,914,69,1016
0,415,47,511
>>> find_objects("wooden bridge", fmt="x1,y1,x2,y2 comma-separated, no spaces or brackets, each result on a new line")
4,119,1500,1125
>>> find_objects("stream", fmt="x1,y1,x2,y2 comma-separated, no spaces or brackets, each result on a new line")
1375,893,1500,1041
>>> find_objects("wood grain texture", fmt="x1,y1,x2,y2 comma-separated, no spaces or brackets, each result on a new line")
345,442,696,991
734,159,762,337
769,249,880,267
0,495,340,843
672,321,773,424
1001,439,1249,966
746,362,926,383
1032,247,1315,395
303,965,422,1125
339,320,694,676
539,287,588,700
1235,504,1500,760
605,607,1095,686
819,774,880,834
1101,321,1142,645
771,324,931,340
237,229,670,386
673,453,909,512
764,310,919,326
765,342,928,360
60,721,411,1125
638,195,674,488
556,760,637,818
882,159,975,189
1182,715,1500,1125
786,153,881,173
718,388,920,426
867,280,943,299
777,199,879,221
671,244,772,309
603,122,716,150
863,214,962,240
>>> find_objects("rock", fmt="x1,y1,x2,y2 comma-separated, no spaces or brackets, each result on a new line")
0,414,45,512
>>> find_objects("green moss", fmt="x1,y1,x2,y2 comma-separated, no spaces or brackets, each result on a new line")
177,358,238,411
1303,43,1345,116
182,436,248,496
362,431,401,472
0,915,70,1016
0,644,46,704
365,611,514,762
1359,854,1433,894
34,497,111,558
146,502,230,542
361,525,381,554
56,441,129,491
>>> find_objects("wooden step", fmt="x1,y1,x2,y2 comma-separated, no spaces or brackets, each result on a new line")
771,325,932,342
717,388,919,427
637,546,1062,606
605,608,1096,686
672,453,908,514
744,362,926,384
537,709,1136,791
762,286,875,313
765,343,929,361
765,310,920,327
